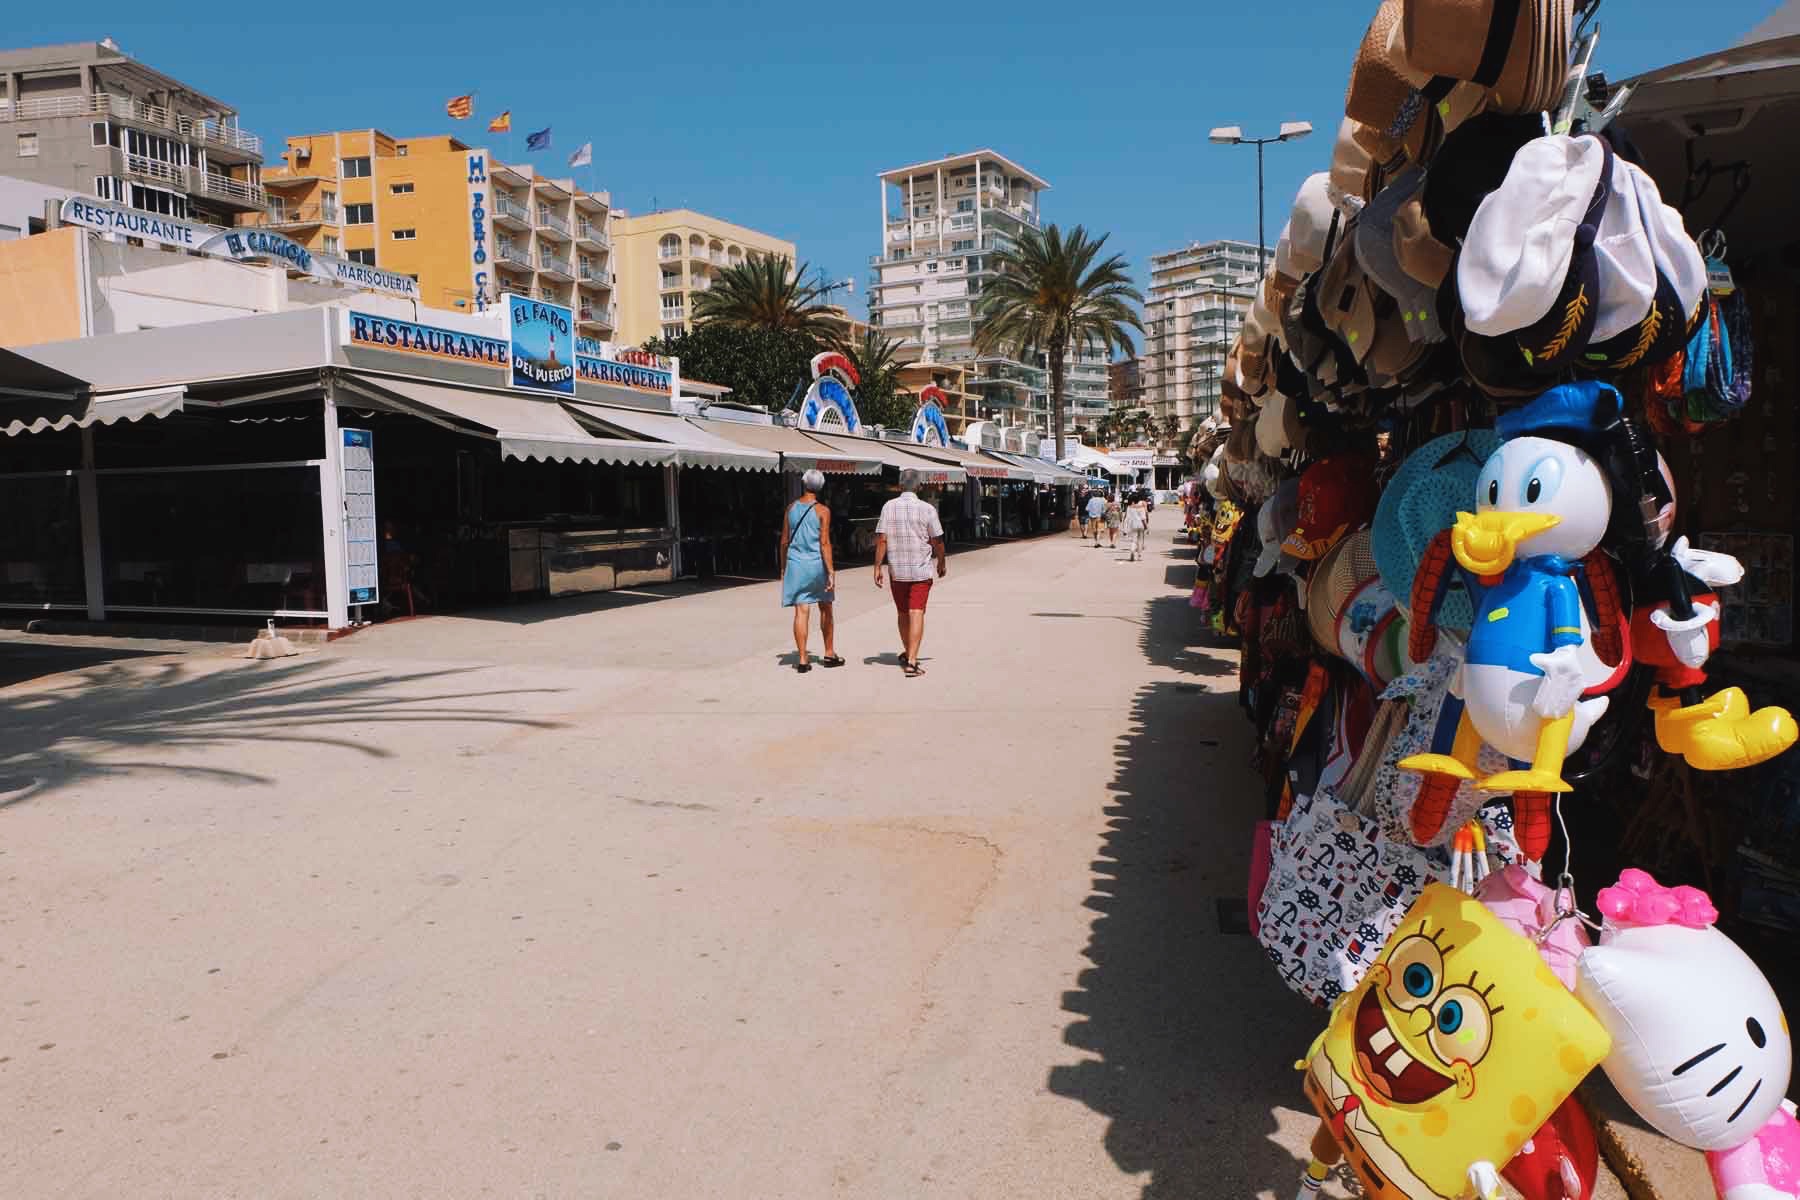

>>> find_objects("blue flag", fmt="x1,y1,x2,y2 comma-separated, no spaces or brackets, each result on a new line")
525,127,551,151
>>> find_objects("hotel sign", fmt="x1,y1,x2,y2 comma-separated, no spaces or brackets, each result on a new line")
466,153,492,313
344,310,508,366
506,294,575,395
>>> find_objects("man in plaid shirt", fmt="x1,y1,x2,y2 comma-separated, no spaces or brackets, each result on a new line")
873,469,946,678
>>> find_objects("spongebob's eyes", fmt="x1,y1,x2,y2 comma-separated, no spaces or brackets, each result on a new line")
1427,985,1496,1067
1384,934,1445,1011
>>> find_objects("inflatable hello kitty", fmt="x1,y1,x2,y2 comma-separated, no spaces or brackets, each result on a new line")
1575,870,1797,1200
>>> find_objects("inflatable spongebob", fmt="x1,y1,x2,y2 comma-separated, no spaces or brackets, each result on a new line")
1295,884,1611,1200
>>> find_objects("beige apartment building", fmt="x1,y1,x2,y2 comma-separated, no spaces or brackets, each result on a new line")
1139,239,1259,438
610,209,795,347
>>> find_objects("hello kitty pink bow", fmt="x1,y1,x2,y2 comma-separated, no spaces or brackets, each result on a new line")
1596,869,1718,929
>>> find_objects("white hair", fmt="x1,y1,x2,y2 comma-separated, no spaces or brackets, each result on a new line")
898,468,922,492
801,469,826,493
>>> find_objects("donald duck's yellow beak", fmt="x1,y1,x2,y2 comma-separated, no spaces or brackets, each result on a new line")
1451,511,1562,576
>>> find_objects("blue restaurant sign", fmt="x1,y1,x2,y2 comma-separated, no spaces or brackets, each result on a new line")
506,294,576,395
344,311,508,366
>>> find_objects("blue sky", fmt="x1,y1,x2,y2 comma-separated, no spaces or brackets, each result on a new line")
12,0,1780,340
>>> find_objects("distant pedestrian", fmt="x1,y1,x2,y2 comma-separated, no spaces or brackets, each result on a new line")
779,470,842,673
1103,495,1123,548
1084,490,1105,543
873,468,946,678
1124,493,1149,561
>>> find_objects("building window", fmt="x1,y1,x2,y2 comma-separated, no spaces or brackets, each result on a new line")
344,203,373,225
324,235,340,254
389,182,414,195
395,145,408,157
347,248,375,266
951,239,973,251
956,199,973,212
392,228,416,240
343,156,372,178
91,122,108,147
17,132,39,157
926,262,937,273
95,177,113,200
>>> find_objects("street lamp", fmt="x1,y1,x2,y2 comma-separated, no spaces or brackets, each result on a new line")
1208,120,1313,281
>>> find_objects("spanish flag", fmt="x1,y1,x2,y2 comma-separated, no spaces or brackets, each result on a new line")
487,111,511,133
445,93,475,119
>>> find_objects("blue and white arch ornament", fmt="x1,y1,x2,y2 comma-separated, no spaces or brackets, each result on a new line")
910,385,950,447
796,351,862,433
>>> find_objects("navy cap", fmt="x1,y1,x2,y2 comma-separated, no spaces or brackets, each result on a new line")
1496,380,1625,445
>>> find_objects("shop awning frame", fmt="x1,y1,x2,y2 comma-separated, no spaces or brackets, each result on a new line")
697,420,883,475
335,373,677,468
901,442,1019,481
564,401,781,473
2,385,187,438
804,431,967,485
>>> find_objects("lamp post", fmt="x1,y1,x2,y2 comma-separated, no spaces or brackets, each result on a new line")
1207,121,1313,280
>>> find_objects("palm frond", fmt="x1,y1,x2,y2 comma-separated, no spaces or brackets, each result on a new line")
692,254,839,343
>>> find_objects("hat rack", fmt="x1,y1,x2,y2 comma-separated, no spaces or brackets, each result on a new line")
1678,137,1753,248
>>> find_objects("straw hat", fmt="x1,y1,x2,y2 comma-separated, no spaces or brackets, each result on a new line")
1400,0,1572,116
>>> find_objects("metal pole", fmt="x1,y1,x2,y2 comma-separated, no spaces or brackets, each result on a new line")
1256,139,1267,281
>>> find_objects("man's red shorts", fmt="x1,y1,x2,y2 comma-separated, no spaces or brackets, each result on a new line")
889,578,932,613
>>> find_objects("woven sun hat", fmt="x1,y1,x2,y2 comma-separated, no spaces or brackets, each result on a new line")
1286,173,1338,275
1393,192,1453,288
1356,167,1444,345
1346,0,1417,135
1371,428,1502,634
1401,0,1571,116
1329,119,1375,213
1306,529,1411,686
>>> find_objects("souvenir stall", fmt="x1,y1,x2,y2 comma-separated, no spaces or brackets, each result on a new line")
1221,4,1800,1198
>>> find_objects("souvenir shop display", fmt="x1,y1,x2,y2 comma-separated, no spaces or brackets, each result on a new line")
1180,1,1800,1193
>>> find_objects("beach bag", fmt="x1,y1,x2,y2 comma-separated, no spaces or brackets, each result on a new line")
1371,648,1510,848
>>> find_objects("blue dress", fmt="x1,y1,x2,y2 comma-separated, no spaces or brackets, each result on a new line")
781,500,832,607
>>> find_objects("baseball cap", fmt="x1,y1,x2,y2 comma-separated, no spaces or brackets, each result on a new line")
1254,477,1303,577
1286,173,1338,276
1355,166,1445,345
1281,452,1380,561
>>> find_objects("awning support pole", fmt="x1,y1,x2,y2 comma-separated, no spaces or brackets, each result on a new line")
319,375,350,630
77,427,104,621
665,463,681,579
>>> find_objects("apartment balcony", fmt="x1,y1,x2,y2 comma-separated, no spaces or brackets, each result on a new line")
497,243,531,268
574,191,609,213
577,262,608,285
659,246,682,261
659,307,686,322
536,210,571,239
242,201,340,230
578,303,616,330
116,152,268,210
576,221,609,249
0,93,262,159
982,203,1039,229
537,253,574,281
493,194,531,231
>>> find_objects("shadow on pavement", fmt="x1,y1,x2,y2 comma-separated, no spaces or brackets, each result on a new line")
1139,594,1234,678
437,574,773,627
0,658,567,810
1048,674,1328,1198
0,641,175,690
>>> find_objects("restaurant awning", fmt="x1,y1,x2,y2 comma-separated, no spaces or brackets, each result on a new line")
903,442,1019,481
699,420,883,475
986,451,1066,484
564,401,780,473
2,385,187,438
805,431,967,485
336,373,676,467
0,346,91,402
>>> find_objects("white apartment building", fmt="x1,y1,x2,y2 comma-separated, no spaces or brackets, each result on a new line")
1139,239,1260,437
868,150,1108,434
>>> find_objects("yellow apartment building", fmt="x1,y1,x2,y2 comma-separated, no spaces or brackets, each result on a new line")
251,129,616,336
610,209,795,347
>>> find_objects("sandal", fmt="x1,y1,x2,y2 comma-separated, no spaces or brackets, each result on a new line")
819,655,845,668
795,661,812,673
903,660,925,678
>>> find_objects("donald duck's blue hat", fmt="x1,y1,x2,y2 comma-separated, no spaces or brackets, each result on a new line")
1496,380,1625,449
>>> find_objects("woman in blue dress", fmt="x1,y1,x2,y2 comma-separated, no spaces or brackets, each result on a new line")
779,470,842,672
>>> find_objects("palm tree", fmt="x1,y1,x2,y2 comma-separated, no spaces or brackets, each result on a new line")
974,224,1143,462
692,254,839,342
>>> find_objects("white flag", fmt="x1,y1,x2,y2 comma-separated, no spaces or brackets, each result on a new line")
568,142,592,168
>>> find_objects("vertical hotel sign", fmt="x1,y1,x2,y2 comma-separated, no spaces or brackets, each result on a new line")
467,151,491,312
340,429,379,606
507,293,576,395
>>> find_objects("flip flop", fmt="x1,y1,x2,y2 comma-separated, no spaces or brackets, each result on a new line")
903,660,925,678
819,655,845,668
795,661,812,673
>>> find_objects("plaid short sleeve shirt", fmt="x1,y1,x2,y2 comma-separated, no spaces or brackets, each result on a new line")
876,492,944,582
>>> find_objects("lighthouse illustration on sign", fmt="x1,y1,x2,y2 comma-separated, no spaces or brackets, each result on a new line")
506,293,576,395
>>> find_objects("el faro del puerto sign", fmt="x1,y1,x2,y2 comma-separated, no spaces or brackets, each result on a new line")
506,294,575,396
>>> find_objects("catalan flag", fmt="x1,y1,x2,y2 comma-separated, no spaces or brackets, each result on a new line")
487,111,511,133
445,93,475,119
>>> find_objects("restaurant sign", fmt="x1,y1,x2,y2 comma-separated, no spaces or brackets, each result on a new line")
506,294,575,396
344,310,508,367
574,338,674,394
59,195,208,249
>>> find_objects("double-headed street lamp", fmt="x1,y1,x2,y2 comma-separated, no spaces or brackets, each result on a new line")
1207,121,1314,280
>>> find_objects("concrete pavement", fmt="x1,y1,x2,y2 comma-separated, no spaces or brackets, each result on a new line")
2,526,1349,1198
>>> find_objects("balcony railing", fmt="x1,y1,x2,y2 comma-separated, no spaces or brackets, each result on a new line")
659,246,681,260
494,194,530,224
122,152,186,188
536,210,571,237
660,308,685,321
243,201,339,228
579,304,616,327
0,92,262,155
577,263,605,283
537,253,573,276
497,243,531,267
576,221,609,247
193,170,267,207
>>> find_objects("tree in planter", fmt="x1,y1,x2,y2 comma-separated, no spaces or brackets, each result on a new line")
692,253,840,342
644,322,818,412
974,224,1142,463
1093,412,1117,449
